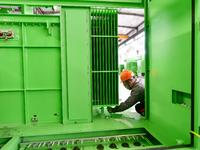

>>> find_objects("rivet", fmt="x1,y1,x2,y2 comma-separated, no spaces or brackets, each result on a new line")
53,24,54,26
33,23,34,26
5,23,6,25
39,23,41,26
12,23,13,25
26,23,27,25
19,23,20,25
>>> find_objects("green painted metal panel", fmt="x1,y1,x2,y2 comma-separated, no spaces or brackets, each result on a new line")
63,7,92,122
91,8,118,106
0,48,23,89
60,7,68,124
0,91,24,125
26,48,61,89
148,0,192,145
27,91,62,124
0,15,63,125
25,24,60,47
194,0,200,148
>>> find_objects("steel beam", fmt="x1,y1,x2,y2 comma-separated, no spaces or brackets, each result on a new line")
118,25,137,29
118,28,144,47
0,0,144,9
137,20,145,28
118,12,144,17
126,20,144,35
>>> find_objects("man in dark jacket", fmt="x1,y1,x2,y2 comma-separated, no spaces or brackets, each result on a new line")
107,70,145,116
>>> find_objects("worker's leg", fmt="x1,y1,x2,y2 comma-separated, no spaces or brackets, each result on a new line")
135,101,145,116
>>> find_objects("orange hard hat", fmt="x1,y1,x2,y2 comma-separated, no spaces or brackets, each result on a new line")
120,70,134,82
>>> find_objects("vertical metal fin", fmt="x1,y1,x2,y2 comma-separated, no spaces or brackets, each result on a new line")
91,8,118,106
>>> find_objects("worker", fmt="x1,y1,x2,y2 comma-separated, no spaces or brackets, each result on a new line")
107,70,145,116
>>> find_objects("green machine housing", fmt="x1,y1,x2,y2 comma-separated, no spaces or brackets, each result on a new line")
0,0,200,150
126,58,138,76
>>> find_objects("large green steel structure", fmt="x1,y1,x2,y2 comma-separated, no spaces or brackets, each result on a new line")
0,0,199,150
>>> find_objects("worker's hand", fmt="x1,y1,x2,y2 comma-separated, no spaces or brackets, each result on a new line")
107,107,113,113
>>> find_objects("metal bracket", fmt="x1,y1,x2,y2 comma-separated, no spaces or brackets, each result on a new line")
0,30,14,41
46,20,52,35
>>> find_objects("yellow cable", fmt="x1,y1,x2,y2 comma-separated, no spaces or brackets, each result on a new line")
190,131,200,138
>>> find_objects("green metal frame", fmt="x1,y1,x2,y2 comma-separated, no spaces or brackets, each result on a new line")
0,0,199,149
194,0,200,148
0,0,144,8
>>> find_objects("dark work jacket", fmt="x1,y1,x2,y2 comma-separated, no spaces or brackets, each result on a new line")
112,77,145,113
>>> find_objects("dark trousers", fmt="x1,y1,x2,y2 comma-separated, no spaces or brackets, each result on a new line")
135,101,145,116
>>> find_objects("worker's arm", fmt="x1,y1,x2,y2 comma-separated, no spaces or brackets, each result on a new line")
110,88,142,113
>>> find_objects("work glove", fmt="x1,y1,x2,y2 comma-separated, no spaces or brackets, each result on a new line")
107,107,113,113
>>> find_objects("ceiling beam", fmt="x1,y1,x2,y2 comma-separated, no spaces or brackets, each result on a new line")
118,25,137,29
118,28,144,47
126,20,144,35
118,12,144,17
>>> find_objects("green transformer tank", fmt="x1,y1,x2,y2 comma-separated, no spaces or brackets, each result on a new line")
0,0,199,150
126,58,138,76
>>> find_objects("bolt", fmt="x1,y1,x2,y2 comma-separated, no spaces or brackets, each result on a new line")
53,24,54,26
5,23,6,25
19,23,20,25
33,23,34,26
35,17,36,19
12,23,13,25
39,23,41,26
26,23,27,25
